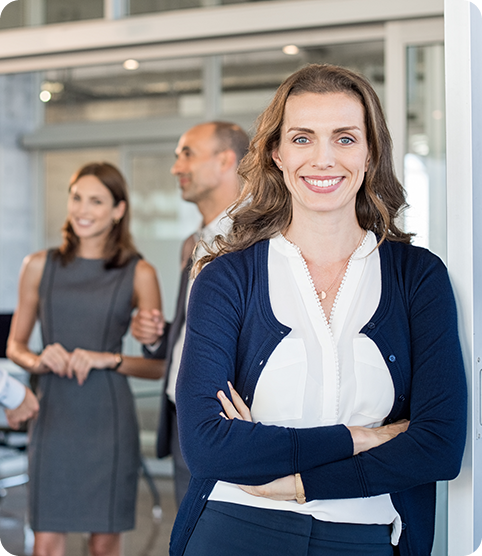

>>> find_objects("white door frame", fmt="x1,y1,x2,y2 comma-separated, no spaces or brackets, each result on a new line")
384,18,444,182
445,0,482,554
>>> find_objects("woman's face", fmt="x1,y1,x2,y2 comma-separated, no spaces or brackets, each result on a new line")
67,174,125,242
272,91,370,224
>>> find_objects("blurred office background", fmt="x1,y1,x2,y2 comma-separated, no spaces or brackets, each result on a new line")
0,0,446,554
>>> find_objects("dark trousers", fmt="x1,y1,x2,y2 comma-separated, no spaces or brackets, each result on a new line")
183,501,394,556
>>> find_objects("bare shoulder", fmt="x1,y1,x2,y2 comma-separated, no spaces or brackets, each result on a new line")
21,250,48,282
134,258,158,282
16,250,48,303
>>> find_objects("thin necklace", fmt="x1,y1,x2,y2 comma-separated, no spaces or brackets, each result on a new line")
316,230,365,301
317,255,351,300
284,230,365,301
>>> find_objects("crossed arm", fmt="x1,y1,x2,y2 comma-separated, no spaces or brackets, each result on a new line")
217,381,409,502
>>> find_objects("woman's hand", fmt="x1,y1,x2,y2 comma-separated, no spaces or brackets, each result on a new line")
37,343,70,376
238,475,297,501
348,420,410,455
217,381,252,422
218,382,297,501
67,349,117,386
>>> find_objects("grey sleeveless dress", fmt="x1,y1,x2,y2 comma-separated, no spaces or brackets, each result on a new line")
28,251,140,533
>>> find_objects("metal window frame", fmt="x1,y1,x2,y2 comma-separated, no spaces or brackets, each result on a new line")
0,0,442,65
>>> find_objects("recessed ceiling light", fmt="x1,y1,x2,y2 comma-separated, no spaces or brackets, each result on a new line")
39,90,51,102
283,45,299,56
123,59,140,70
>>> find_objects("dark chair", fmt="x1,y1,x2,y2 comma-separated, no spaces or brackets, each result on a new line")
0,314,12,359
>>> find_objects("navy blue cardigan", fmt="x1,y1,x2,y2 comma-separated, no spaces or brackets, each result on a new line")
171,239,467,556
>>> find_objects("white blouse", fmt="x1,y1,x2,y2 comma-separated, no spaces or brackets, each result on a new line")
209,231,401,544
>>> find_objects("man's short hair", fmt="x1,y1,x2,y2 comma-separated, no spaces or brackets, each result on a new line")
211,121,250,165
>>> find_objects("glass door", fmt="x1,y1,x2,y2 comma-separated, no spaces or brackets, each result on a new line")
404,43,446,260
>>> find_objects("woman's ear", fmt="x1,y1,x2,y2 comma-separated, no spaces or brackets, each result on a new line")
113,200,126,221
272,149,283,170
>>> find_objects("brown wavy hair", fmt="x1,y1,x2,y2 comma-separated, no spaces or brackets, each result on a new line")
199,63,411,268
54,162,140,269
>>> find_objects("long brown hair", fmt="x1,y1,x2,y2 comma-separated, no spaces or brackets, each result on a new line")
55,162,140,269
200,63,411,267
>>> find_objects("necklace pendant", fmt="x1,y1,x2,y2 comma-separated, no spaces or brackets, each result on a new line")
320,290,327,300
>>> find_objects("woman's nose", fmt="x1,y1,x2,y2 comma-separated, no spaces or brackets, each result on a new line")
75,200,90,215
311,141,335,169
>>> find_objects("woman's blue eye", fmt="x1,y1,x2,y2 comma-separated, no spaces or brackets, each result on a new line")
339,137,354,145
294,137,309,144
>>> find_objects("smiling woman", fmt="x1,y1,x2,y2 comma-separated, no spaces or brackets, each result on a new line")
6,162,164,556
60,163,137,268
272,92,370,239
171,64,467,556
68,175,126,244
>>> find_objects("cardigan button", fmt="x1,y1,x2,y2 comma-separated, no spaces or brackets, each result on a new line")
388,355,396,362
401,522,407,530
398,394,406,402
367,322,375,329
259,360,264,365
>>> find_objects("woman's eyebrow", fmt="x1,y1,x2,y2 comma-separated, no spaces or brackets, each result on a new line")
286,125,363,134
286,127,314,134
333,126,362,133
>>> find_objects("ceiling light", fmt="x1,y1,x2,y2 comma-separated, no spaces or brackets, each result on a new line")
39,90,51,103
123,59,140,71
283,45,299,56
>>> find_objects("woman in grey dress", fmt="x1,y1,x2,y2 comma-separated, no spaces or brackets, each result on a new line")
7,162,164,556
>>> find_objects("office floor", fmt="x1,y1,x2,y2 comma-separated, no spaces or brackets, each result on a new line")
0,473,176,556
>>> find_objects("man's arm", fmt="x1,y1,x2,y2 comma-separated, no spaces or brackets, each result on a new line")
0,369,39,429
131,310,170,360
142,321,171,360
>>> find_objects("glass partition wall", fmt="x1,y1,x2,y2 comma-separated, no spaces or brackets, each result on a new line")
0,0,281,29
0,0,104,29
41,57,205,124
